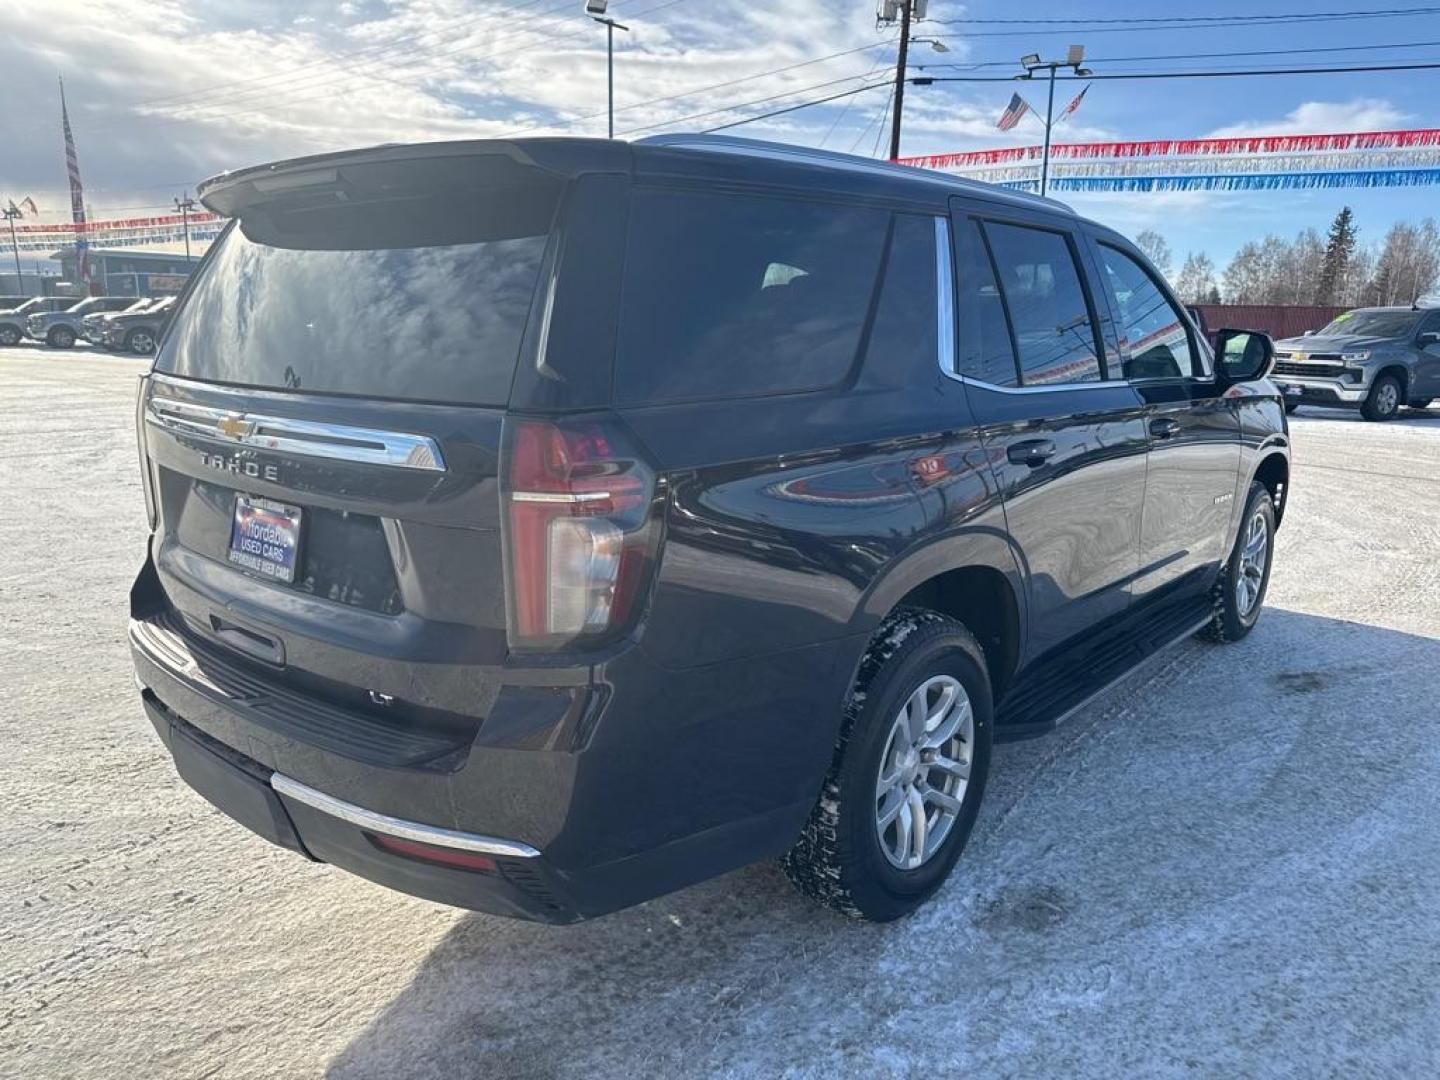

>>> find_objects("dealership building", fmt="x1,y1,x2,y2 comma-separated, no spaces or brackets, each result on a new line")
49,246,199,297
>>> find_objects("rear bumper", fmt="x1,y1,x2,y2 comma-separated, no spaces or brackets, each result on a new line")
131,589,847,921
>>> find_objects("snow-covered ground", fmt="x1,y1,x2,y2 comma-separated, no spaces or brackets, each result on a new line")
3,344,1438,1078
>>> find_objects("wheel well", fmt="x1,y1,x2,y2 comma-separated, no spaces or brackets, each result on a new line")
894,566,1020,698
1254,452,1289,526
1376,365,1409,396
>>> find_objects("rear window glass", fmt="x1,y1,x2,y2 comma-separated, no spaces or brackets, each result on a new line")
157,157,557,404
614,189,890,404
982,221,1102,385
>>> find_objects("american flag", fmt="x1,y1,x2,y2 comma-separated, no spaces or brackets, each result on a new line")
1060,84,1091,123
996,93,1031,132
59,77,90,284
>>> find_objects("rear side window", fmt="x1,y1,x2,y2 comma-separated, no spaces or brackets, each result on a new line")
954,219,1020,386
982,221,1102,385
614,189,890,404
863,214,938,378
157,155,559,404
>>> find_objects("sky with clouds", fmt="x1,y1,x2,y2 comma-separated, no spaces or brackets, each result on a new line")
3,0,1439,273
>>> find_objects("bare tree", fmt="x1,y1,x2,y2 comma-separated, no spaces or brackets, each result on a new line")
1135,229,1173,276
1175,251,1218,304
1368,219,1440,304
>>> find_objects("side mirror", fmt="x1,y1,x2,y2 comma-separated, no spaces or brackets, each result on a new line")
1216,328,1276,385
1302,329,1314,337
1418,331,1440,348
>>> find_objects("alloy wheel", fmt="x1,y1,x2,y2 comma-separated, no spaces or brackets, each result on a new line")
131,331,156,355
875,674,974,870
1376,381,1400,416
1235,509,1269,616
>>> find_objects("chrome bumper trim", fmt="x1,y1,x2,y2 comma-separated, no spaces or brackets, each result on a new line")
270,773,541,859
1275,377,1368,402
146,388,446,472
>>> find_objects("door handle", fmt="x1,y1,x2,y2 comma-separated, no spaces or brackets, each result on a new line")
1149,417,1181,440
1007,439,1057,468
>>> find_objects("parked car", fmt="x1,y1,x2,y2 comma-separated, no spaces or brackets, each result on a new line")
83,298,154,344
1269,305,1440,420
130,136,1289,924
102,296,175,354
27,295,135,347
0,296,73,346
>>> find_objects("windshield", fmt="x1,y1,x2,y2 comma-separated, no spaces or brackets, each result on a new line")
12,298,46,315
157,155,560,405
1315,310,1420,339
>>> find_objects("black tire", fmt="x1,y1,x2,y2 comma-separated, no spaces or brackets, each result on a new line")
782,608,993,922
0,324,19,347
47,325,76,349
1361,373,1403,421
1283,400,1301,414
1199,481,1276,644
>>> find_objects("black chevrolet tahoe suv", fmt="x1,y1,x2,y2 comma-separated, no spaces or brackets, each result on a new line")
131,136,1288,923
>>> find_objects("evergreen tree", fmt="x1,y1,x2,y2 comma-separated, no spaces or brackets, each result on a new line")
1317,207,1357,305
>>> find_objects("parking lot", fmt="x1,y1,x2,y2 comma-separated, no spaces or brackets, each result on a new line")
3,343,1439,1078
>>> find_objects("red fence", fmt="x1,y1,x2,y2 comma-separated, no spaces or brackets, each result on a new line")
1192,305,1345,342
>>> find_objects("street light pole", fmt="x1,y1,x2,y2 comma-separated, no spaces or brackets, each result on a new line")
2,206,21,290
174,194,196,263
585,0,629,139
1041,64,1057,198
1020,47,1092,199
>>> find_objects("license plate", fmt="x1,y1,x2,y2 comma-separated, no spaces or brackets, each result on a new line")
228,496,303,583
1282,384,1304,397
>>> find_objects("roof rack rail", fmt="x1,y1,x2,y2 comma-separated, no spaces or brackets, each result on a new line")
636,133,1072,212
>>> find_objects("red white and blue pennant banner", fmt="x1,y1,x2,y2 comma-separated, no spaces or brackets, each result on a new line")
0,211,224,255
899,128,1440,193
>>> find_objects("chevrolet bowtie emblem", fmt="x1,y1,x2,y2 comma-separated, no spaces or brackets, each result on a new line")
216,414,254,440
1294,353,1307,363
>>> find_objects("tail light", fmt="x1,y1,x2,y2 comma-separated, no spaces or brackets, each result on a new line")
501,416,661,651
135,375,158,530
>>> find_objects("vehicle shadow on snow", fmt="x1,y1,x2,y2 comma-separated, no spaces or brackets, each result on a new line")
1290,404,1440,428
327,609,1440,1079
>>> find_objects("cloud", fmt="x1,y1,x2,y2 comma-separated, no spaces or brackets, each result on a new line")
1206,98,1410,139
0,0,931,217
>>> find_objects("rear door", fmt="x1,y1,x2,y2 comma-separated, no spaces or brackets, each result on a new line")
1414,310,1440,399
948,202,1148,662
1085,233,1240,601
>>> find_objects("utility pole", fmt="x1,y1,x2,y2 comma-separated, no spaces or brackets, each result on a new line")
174,194,196,263
1020,47,1092,198
888,0,912,161
584,0,629,139
2,205,21,290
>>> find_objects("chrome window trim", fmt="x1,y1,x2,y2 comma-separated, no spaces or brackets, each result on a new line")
935,216,956,377
271,773,541,859
938,216,1128,396
145,392,446,472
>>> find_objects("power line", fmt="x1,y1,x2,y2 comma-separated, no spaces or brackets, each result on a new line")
619,70,891,137
933,9,1440,37
912,59,1440,83
935,4,1440,24
917,38,1440,71
504,38,895,138
696,81,890,134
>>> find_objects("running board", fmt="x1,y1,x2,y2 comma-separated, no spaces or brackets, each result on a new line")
995,595,1214,743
